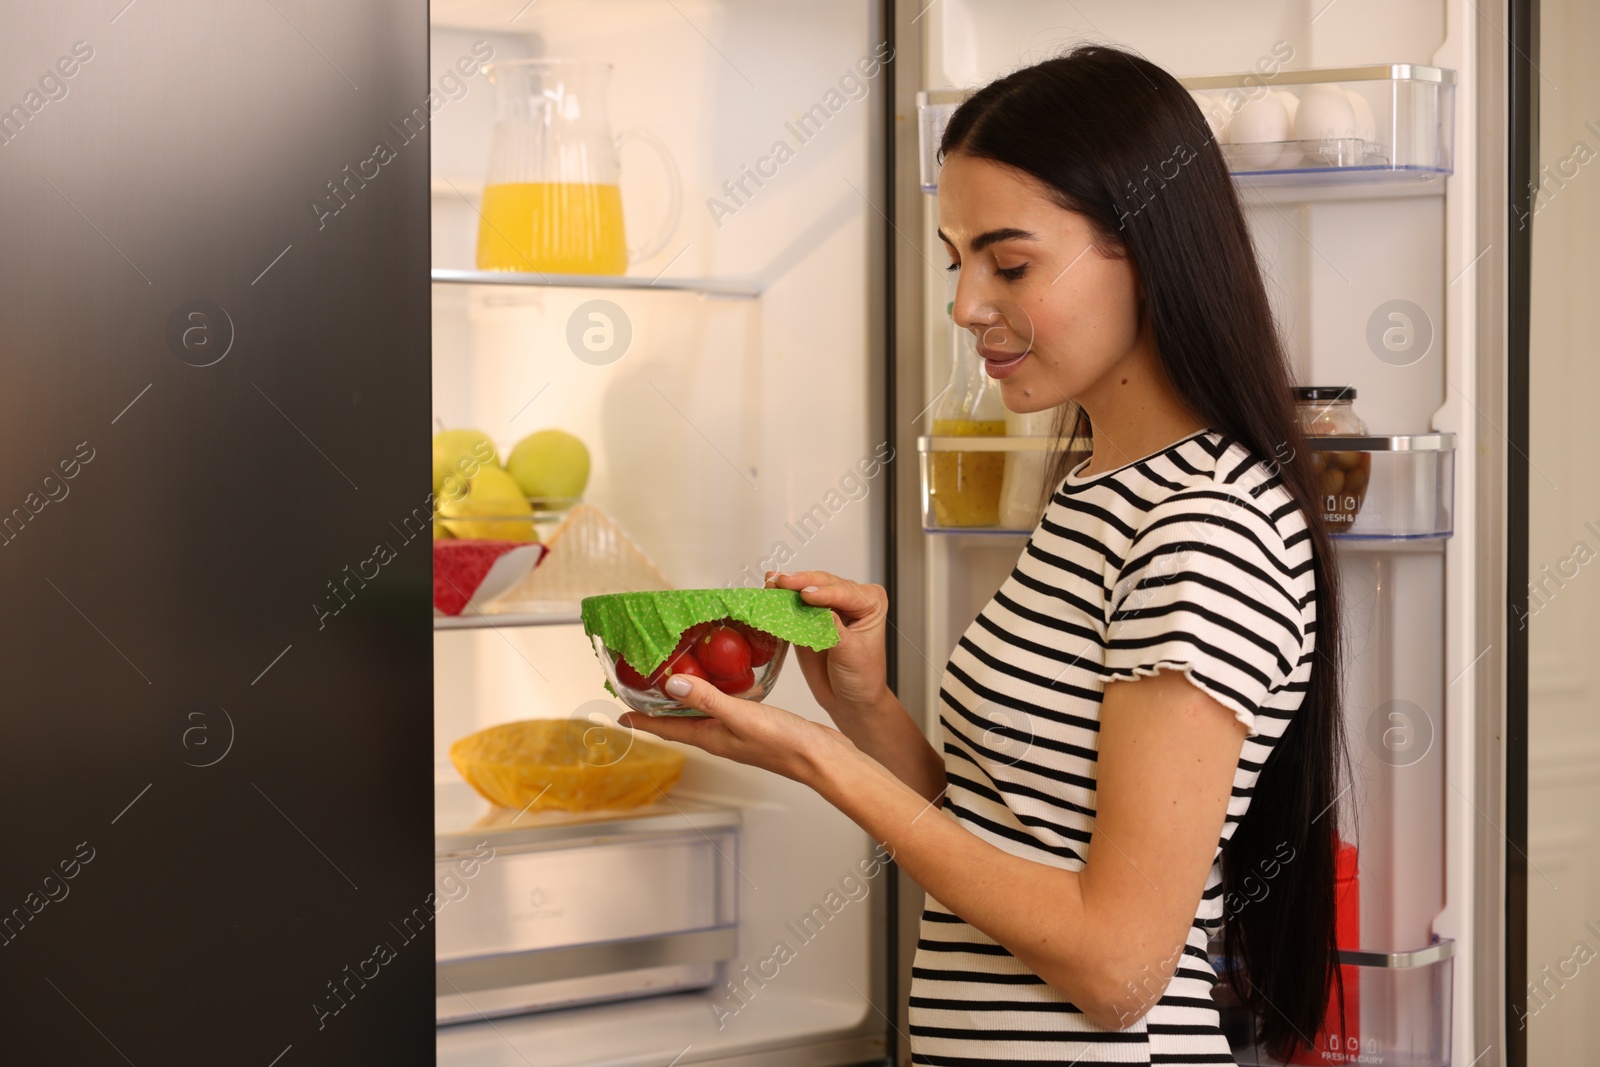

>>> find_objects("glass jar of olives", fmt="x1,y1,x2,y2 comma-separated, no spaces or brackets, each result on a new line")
1294,386,1371,531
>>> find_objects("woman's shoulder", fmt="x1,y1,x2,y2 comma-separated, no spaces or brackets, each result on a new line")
1140,431,1310,547
1114,432,1314,593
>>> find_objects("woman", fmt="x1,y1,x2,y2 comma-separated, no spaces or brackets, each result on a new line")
621,44,1347,1064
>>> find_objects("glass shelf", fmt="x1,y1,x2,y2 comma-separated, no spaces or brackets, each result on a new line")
431,268,762,300
434,602,582,630
915,433,1454,541
917,65,1455,195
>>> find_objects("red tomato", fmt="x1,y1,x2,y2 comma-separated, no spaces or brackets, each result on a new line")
696,625,752,679
614,656,650,691
648,646,708,689
732,620,780,667
710,667,756,695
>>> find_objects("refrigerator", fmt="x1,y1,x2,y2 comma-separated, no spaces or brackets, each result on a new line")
0,0,1520,1065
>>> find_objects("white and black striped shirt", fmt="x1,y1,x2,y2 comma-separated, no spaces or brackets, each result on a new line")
909,429,1317,1065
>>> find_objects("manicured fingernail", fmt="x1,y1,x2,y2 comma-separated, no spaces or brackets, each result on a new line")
801,585,820,594
664,675,692,698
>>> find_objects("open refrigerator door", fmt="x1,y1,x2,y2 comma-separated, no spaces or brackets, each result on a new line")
890,2,1502,1065
427,1,896,1064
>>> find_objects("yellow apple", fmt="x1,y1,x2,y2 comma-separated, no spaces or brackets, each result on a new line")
433,429,499,495
506,429,590,504
437,466,538,542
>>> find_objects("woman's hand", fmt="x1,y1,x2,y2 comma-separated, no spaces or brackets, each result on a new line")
617,674,852,786
765,570,893,720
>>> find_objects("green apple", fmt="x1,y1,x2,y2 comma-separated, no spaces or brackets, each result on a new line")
506,429,590,504
438,466,538,542
433,429,499,495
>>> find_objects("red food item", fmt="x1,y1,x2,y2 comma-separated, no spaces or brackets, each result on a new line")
432,540,527,616
614,656,651,691
732,620,780,667
696,625,752,680
710,667,756,695
648,646,708,688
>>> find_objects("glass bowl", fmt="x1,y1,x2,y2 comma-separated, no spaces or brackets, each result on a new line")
592,620,791,717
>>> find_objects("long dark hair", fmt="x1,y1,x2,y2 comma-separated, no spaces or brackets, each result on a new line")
941,46,1349,1058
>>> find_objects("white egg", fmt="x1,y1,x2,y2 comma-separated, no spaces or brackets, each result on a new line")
1273,91,1305,169
1295,84,1358,141
1343,87,1378,143
1225,92,1290,170
1189,90,1230,142
1275,89,1300,127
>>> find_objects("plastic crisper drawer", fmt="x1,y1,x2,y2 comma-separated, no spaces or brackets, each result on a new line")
433,779,739,1025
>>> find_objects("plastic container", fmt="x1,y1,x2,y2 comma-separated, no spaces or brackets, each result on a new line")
1220,939,1455,1066
1181,65,1455,185
917,67,1455,192
1309,435,1455,540
915,90,964,192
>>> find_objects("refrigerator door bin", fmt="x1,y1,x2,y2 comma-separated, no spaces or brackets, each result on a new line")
918,66,1454,193
1307,434,1455,541
434,784,739,1024
1220,938,1455,1067
917,435,1087,535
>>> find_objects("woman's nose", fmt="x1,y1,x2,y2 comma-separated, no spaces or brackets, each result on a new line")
952,283,1002,334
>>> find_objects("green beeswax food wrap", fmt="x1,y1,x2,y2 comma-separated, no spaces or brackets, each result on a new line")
580,588,841,677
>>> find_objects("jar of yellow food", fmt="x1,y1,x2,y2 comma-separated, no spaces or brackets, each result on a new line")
1294,386,1370,531
930,418,1008,526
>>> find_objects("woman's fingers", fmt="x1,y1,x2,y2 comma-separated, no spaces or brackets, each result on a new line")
619,675,752,739
769,574,884,627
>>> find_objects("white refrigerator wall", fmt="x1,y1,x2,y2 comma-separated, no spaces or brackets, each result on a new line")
427,2,891,1062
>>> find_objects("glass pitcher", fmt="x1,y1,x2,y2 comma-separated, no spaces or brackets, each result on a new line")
477,60,681,275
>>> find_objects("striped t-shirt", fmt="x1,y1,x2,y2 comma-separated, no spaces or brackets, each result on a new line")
908,428,1317,1065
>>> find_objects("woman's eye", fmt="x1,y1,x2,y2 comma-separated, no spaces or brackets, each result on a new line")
996,264,1027,281
944,262,960,273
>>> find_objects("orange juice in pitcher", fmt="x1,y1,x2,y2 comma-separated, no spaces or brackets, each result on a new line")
476,182,628,274
477,61,679,276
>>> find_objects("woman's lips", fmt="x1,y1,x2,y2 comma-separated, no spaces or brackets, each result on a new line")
978,345,1028,378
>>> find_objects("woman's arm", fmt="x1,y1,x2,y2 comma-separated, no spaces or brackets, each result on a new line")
627,666,1244,1028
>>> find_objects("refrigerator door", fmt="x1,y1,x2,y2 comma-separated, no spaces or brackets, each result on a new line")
0,3,433,1063
892,3,1498,1065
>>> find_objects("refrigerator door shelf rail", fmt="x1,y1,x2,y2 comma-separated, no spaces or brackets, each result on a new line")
432,268,762,300
1338,938,1457,969
918,65,1455,194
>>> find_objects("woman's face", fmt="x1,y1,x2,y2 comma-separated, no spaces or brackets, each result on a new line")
937,151,1147,414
